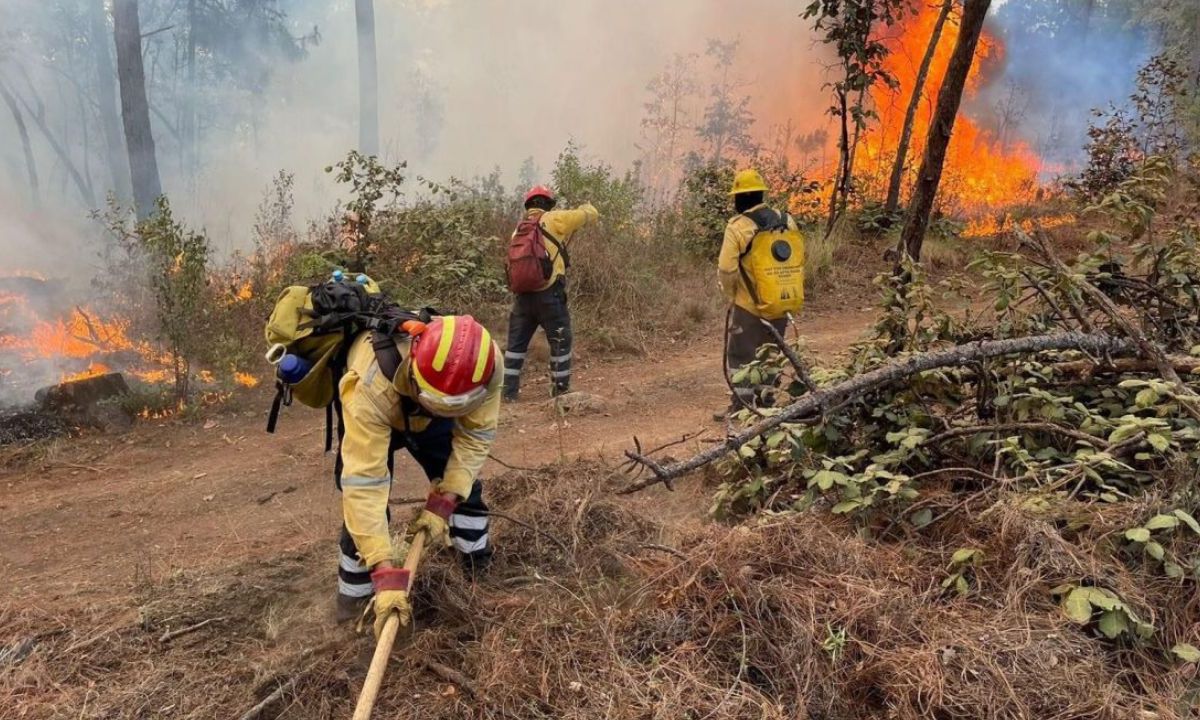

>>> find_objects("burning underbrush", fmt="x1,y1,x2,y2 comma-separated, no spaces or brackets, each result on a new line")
0,265,262,445
2,460,1196,719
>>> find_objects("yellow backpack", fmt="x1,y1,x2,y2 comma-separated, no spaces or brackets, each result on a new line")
737,207,805,320
262,274,429,451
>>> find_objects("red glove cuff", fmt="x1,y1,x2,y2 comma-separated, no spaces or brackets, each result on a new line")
424,490,458,520
370,567,411,592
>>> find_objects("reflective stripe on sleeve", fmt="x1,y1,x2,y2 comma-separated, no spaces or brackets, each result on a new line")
456,424,496,443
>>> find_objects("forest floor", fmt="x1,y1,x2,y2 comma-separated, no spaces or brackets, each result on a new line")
0,255,886,718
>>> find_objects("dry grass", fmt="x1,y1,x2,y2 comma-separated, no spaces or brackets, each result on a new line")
4,460,1197,719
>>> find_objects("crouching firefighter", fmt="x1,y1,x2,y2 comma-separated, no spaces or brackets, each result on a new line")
716,169,806,419
502,185,599,401
263,275,501,634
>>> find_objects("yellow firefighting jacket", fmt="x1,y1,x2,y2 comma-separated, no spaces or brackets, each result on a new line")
522,204,600,291
717,203,803,316
338,330,501,568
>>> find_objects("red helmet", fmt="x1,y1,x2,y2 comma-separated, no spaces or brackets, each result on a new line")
523,185,555,206
409,316,497,416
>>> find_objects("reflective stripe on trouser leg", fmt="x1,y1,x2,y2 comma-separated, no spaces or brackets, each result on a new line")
448,479,491,558
337,524,374,598
546,299,573,393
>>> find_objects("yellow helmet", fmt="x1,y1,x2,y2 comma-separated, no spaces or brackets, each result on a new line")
730,168,768,195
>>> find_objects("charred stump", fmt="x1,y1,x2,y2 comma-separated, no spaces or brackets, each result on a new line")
35,372,132,431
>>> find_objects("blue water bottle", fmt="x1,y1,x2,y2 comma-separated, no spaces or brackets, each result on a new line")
332,269,344,282
277,354,312,384
356,274,368,284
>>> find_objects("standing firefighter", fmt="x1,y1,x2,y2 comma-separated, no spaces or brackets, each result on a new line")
502,185,599,401
717,169,806,417
264,279,501,635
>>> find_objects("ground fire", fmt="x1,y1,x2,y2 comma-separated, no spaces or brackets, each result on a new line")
0,272,257,405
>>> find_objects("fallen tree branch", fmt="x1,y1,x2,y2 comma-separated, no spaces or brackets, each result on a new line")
487,453,539,472
637,543,689,561
236,678,296,720
158,617,224,644
620,332,1132,494
1049,356,1200,377
485,510,572,558
418,658,479,699
1030,231,1200,422
924,422,1104,449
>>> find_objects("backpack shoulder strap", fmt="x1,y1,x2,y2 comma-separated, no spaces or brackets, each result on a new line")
371,330,403,383
742,206,786,233
539,223,570,269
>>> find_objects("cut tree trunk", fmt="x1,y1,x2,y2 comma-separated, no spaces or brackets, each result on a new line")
355,0,379,156
113,0,163,219
884,0,953,216
898,0,992,264
0,80,39,205
621,331,1131,494
89,0,132,204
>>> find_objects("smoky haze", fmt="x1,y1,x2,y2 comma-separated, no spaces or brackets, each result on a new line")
0,0,835,268
0,0,1150,271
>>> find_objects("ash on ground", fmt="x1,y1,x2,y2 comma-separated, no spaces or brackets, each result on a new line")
0,407,70,445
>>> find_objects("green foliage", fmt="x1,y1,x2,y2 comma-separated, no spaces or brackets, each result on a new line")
369,174,510,310
942,548,983,596
551,141,641,241
711,159,1200,662
96,197,211,403
325,151,407,270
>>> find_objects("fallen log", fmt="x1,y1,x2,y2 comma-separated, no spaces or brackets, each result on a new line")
620,332,1133,494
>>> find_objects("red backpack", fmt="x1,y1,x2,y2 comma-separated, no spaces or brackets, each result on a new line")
506,218,567,293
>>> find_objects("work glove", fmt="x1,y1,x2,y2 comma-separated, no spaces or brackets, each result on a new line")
407,487,459,548
369,566,412,638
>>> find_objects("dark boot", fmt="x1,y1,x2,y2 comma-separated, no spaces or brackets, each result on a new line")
335,593,371,625
460,545,494,579
502,386,519,403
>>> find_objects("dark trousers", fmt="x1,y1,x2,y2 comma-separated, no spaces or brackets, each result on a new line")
335,418,491,599
726,305,788,408
503,280,573,396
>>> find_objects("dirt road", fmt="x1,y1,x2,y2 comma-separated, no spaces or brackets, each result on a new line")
0,301,876,610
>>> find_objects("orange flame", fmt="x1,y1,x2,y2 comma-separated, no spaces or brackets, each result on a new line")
233,371,259,388
961,212,1077,239
860,4,1042,215
61,362,112,383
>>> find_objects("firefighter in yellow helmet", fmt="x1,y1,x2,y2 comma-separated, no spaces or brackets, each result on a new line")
716,169,806,418
335,315,502,635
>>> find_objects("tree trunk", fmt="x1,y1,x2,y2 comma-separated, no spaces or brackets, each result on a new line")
182,0,197,195
8,78,96,208
0,80,39,205
89,0,132,204
899,0,992,263
113,0,163,219
355,0,379,156
825,86,851,238
885,0,953,215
